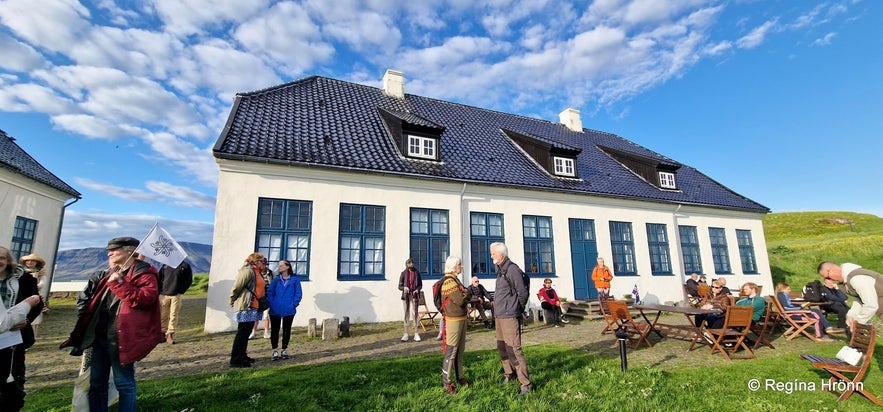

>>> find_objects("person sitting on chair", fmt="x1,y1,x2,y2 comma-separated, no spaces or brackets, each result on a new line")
776,282,833,341
685,273,701,306
466,277,494,329
822,278,848,333
537,279,568,327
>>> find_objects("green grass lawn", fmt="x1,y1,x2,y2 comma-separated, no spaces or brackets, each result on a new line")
25,344,883,411
24,211,883,411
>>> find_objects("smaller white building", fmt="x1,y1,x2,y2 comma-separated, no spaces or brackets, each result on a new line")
0,129,81,298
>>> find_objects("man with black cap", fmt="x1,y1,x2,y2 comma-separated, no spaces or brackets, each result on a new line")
61,236,164,412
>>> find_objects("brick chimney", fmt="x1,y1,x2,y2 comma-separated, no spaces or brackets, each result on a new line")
382,69,405,99
559,108,583,132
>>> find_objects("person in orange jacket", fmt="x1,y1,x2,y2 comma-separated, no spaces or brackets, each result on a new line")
592,257,613,299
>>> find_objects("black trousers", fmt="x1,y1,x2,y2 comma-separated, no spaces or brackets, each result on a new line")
270,315,294,350
230,321,252,364
826,301,848,329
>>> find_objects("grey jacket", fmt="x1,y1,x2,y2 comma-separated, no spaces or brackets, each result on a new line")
494,258,528,319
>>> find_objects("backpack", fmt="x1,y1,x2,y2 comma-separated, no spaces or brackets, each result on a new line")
432,277,450,313
501,265,530,307
803,280,826,302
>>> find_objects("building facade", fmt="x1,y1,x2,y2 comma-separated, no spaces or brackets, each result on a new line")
206,70,771,332
0,129,81,299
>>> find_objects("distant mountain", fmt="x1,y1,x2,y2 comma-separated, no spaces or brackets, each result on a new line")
54,242,212,281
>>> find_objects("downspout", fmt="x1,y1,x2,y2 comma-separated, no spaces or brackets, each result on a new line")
46,196,80,306
460,182,468,283
672,204,684,283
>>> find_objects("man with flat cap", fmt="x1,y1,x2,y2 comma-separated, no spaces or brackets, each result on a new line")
61,236,164,412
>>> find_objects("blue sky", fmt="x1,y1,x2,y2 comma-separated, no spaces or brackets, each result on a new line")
1,0,880,250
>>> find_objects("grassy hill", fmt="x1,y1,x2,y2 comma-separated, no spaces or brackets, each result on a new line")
764,211,883,288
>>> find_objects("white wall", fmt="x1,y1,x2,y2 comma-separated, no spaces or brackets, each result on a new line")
205,160,773,332
0,169,71,299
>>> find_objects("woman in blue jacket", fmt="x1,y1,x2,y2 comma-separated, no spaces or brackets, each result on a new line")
267,260,303,360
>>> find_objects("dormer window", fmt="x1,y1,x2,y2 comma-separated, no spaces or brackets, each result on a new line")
553,156,576,177
407,134,438,160
659,171,676,189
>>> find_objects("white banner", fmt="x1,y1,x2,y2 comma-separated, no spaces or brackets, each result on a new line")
135,223,188,268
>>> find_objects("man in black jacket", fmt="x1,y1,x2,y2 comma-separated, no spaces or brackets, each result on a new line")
822,277,848,331
466,276,494,329
159,261,193,344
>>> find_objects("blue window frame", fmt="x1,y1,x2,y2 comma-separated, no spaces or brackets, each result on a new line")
708,227,731,274
646,223,672,275
11,216,37,259
523,215,555,275
256,198,313,279
338,204,385,279
736,229,758,274
410,208,449,278
470,212,504,277
678,225,703,274
609,221,637,275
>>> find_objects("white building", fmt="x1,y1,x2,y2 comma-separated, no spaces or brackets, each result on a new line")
0,129,81,298
205,70,772,332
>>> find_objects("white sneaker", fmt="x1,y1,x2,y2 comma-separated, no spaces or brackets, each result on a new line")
401,333,409,342
263,330,271,339
248,330,256,340
414,333,422,342
561,317,570,324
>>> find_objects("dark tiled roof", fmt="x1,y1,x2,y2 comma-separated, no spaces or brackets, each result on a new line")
214,76,768,213
0,129,81,198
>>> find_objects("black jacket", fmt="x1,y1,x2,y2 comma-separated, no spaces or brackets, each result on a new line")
159,261,194,295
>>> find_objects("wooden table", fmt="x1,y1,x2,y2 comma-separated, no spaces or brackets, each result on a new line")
633,304,722,351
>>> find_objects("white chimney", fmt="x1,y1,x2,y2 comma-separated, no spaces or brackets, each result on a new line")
559,108,583,132
382,69,405,99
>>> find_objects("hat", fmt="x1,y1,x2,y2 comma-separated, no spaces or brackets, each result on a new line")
20,253,45,267
106,236,140,250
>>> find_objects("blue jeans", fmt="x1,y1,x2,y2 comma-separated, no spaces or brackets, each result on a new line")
89,339,137,412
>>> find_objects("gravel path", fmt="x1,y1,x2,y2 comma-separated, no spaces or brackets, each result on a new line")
26,296,831,391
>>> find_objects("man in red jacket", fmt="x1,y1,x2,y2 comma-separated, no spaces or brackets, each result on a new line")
60,236,163,412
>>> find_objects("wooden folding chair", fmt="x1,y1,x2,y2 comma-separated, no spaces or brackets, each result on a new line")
697,284,710,299
801,323,883,405
417,291,438,331
704,306,755,360
749,297,776,350
607,300,652,349
770,295,818,341
598,297,617,335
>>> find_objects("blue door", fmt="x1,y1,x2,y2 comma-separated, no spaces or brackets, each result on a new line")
569,219,599,300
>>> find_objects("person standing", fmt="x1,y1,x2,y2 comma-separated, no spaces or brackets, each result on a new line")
817,261,883,332
466,276,494,329
18,253,47,338
490,242,532,395
440,256,469,395
251,265,274,339
229,253,268,367
398,258,423,342
591,257,613,299
267,260,302,361
0,246,43,412
158,260,193,344
59,237,163,412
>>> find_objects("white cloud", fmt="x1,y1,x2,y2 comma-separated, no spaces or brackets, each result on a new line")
736,19,777,49
0,34,46,72
0,83,75,113
812,32,837,46
0,0,91,53
148,0,271,36
51,114,143,139
141,131,218,188
233,1,335,75
59,210,214,249
145,180,217,209
74,178,159,202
